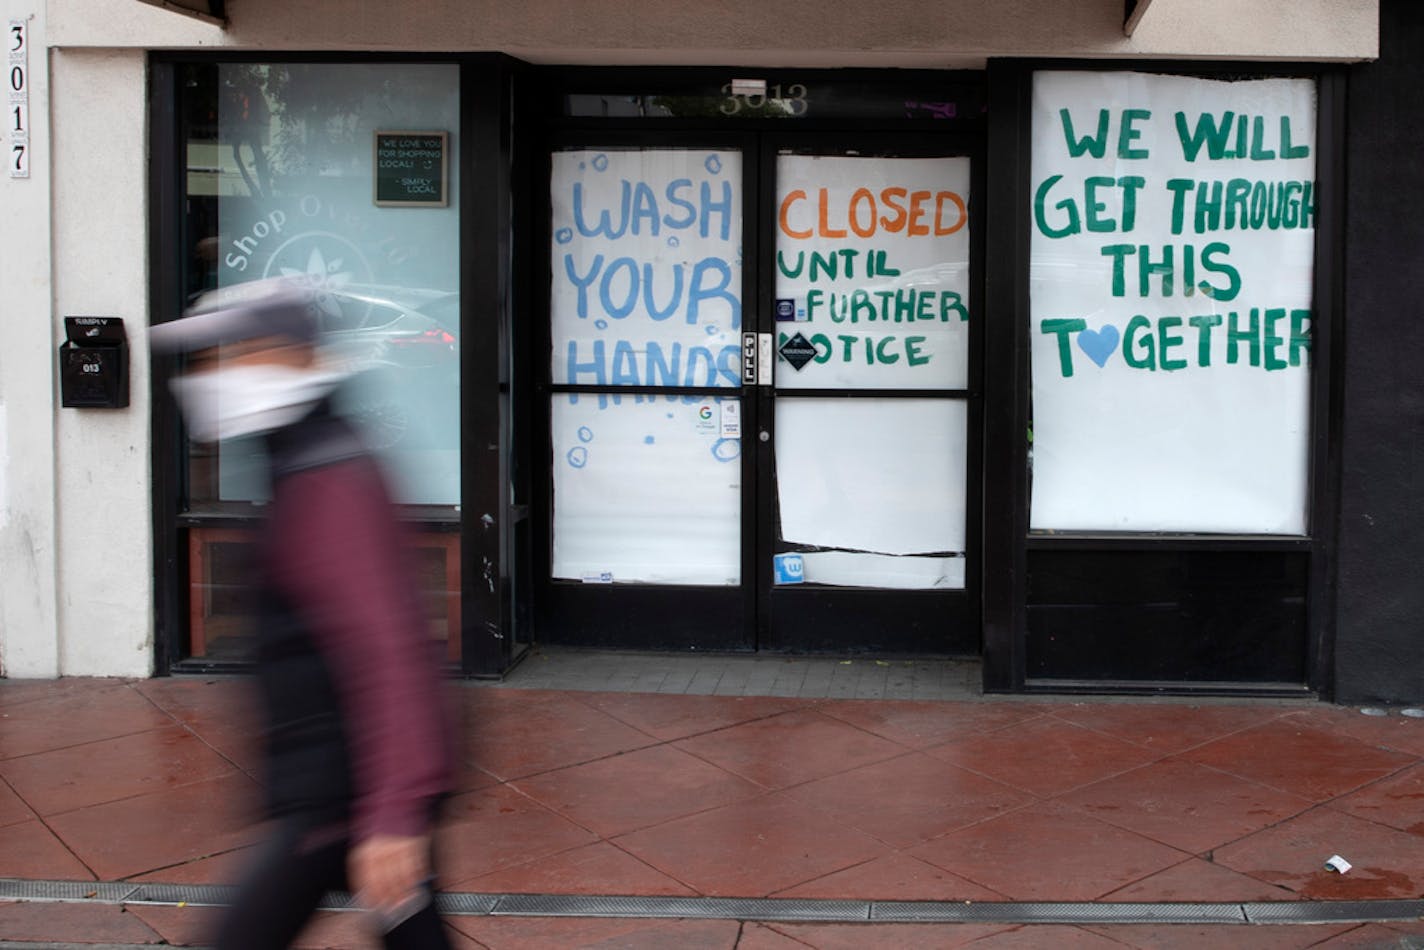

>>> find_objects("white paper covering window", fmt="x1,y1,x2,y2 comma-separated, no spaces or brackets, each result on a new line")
775,398,967,589
1029,71,1316,534
552,396,741,586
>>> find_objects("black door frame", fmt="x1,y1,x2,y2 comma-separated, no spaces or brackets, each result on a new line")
752,131,985,655
526,69,988,656
531,128,761,653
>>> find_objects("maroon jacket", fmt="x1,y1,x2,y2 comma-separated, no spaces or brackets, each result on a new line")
259,407,453,842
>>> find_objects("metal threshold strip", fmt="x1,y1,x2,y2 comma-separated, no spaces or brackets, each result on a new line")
1,879,1422,926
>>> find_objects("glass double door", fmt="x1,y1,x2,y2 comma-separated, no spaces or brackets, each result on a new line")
537,132,981,654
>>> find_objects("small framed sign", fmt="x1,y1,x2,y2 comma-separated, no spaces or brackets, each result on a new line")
373,130,448,207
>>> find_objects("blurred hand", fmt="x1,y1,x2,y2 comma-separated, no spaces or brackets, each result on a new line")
350,833,432,922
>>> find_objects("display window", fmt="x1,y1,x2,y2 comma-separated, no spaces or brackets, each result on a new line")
173,61,462,661
1028,70,1317,535
997,64,1338,690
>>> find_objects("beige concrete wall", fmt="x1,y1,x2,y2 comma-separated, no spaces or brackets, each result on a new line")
50,0,1377,65
1130,0,1378,62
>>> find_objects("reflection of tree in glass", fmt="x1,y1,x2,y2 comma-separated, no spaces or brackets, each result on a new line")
221,65,273,198
261,65,369,183
221,64,455,198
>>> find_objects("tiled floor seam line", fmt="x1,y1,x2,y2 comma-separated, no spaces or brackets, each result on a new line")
485,732,668,784
565,693,838,747
133,678,236,752
1202,745,1424,829
1313,785,1424,843
1155,755,1328,808
1329,755,1424,804
13,805,104,885
148,700,256,778
4,881,1424,926
1039,705,1293,757
903,750,1060,803
739,766,1043,864
1037,756,1182,804
40,820,100,886
623,712,888,797
1184,800,1357,889
458,784,709,893
765,852,1014,905
491,760,813,898
0,772,26,822
1099,853,1203,903
10,762,243,826
0,722,181,765
489,704,830,784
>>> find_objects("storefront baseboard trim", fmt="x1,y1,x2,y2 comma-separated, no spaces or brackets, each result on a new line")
1019,678,1317,699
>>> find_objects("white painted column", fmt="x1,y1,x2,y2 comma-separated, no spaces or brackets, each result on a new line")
0,1,58,678
50,46,153,677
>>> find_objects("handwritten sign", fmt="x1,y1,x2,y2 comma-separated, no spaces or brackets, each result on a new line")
773,155,972,389
1028,71,1317,534
373,131,448,207
549,149,743,397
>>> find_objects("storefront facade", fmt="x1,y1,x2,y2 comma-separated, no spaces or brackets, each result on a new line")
6,0,1416,703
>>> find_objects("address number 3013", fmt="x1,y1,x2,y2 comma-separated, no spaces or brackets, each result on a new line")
719,83,809,117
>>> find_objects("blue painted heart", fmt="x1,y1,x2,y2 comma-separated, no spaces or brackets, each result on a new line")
1076,324,1120,368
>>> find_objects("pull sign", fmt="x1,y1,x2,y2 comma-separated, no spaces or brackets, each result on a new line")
8,18,28,179
742,332,776,386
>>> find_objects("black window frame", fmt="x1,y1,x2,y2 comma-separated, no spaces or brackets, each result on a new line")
147,51,530,678
981,59,1347,697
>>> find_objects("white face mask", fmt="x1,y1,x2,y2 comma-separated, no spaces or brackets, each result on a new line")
170,363,345,442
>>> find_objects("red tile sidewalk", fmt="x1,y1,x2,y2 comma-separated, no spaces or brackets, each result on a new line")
1,676,1423,948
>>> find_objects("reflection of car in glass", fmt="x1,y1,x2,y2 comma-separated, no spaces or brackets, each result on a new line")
314,284,460,451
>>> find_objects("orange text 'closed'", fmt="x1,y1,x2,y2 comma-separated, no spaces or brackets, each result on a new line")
779,187,966,240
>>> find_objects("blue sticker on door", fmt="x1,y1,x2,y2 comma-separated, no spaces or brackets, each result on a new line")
773,553,805,585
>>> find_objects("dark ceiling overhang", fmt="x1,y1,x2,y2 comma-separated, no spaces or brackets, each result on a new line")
133,0,226,27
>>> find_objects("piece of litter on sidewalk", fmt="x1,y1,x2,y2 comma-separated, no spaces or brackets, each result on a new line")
1323,855,1352,874
1359,707,1388,717
1402,708,1424,719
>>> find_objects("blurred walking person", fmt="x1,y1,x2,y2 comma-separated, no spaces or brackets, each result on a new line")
151,278,454,949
